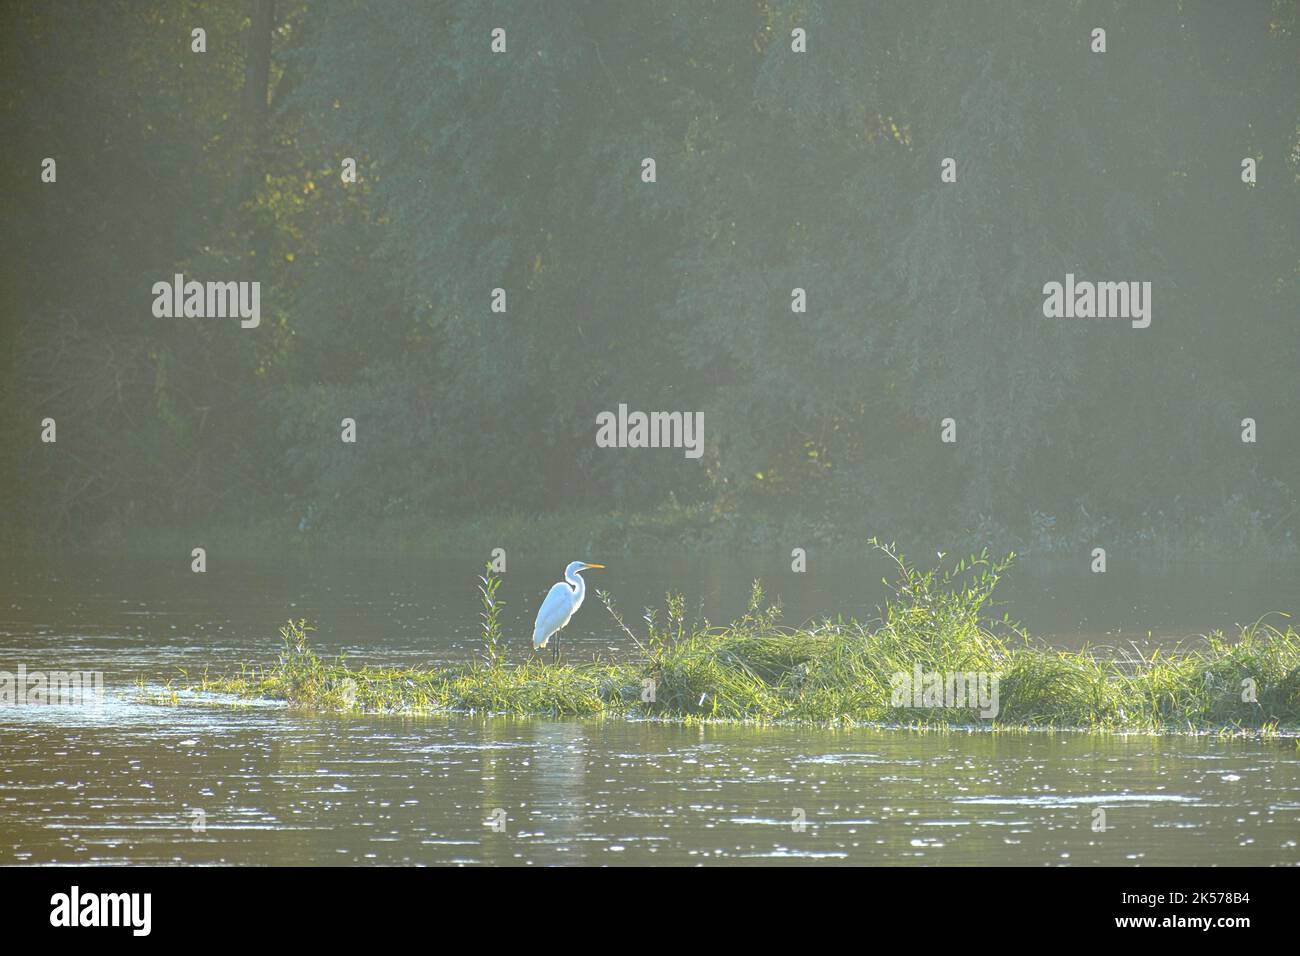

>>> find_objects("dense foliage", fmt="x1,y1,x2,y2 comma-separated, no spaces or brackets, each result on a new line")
3,1,1297,553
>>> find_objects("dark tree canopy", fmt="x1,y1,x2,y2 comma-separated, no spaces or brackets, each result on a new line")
2,0,1297,554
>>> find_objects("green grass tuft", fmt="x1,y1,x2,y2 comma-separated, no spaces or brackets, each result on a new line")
187,543,1300,734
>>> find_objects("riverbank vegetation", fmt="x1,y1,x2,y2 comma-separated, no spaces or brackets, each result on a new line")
188,545,1300,733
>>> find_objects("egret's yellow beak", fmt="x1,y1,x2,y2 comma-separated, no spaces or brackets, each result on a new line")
583,563,605,570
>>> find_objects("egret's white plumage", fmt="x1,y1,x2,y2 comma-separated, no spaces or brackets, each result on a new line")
532,561,604,659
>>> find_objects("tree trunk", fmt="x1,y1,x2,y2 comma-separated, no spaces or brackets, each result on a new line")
236,0,276,208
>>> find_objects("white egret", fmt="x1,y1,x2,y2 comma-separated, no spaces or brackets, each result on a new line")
532,561,605,662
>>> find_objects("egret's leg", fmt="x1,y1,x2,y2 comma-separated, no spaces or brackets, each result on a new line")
552,633,560,664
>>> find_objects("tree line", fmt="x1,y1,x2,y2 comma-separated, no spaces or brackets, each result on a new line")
2,0,1297,554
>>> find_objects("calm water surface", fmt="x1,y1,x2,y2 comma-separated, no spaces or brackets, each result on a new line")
3,551,1299,865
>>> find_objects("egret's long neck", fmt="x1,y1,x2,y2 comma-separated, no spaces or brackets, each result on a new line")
565,568,587,605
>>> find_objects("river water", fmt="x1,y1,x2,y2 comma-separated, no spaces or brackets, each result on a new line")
2,551,1298,865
